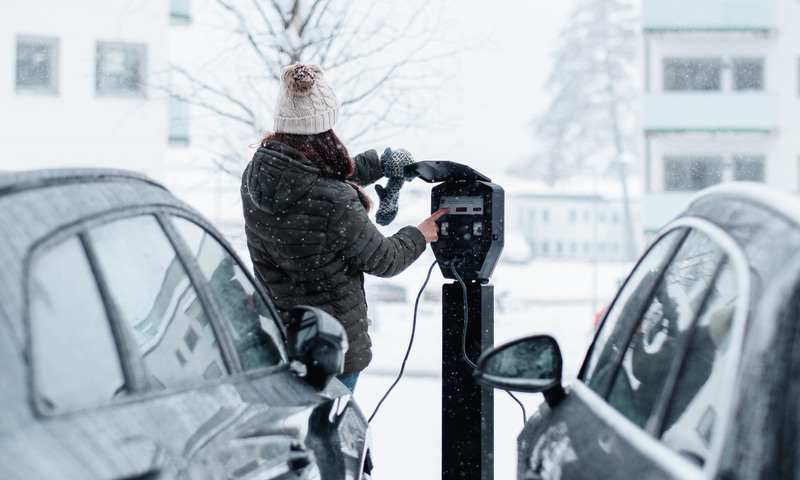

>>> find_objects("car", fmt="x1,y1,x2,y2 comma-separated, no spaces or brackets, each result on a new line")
475,182,800,480
0,168,372,479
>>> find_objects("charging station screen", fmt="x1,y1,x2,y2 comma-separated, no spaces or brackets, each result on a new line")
439,196,484,215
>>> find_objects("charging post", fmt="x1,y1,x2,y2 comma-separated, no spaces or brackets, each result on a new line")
405,161,504,480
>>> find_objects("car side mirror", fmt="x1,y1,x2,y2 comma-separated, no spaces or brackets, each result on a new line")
285,306,348,390
474,335,566,407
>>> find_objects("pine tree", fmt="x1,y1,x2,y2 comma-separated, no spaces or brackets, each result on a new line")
528,0,640,258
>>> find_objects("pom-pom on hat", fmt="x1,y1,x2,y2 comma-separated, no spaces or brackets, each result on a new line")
273,63,340,135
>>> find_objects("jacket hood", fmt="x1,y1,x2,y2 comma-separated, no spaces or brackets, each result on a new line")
244,141,320,213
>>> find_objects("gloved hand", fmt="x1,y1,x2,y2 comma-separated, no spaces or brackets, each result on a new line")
375,148,416,226
380,148,416,181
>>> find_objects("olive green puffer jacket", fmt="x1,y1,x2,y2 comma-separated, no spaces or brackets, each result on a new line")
241,140,426,376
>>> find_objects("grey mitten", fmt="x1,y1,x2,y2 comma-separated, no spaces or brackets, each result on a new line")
375,148,416,226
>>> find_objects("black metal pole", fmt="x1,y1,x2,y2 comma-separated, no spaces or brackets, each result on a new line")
442,281,493,480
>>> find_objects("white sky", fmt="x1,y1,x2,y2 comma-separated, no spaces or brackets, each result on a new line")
370,1,577,176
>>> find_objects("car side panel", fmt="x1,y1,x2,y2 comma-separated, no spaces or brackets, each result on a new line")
517,383,702,480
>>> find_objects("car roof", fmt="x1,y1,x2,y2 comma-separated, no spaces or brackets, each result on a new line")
681,182,800,283
0,169,202,424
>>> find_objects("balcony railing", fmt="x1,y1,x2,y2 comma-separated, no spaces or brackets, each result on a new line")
643,0,776,32
644,92,777,133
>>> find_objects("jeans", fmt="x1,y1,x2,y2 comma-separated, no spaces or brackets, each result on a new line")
338,373,360,393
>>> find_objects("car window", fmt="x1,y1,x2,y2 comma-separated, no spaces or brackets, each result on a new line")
606,229,725,428
659,259,736,464
171,216,287,370
581,228,686,393
87,215,228,391
29,236,126,412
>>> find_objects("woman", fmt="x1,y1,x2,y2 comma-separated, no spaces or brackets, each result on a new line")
241,62,447,392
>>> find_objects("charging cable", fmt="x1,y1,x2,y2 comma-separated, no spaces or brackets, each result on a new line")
368,258,438,423
368,257,527,428
449,261,528,427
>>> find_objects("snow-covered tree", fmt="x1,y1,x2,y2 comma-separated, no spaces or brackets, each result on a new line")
166,0,456,175
523,0,640,258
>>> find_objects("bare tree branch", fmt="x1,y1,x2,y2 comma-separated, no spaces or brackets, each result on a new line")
165,0,462,177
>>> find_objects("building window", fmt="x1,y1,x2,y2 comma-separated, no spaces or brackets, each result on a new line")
732,58,764,91
664,58,722,91
541,209,550,223
171,0,191,22
664,156,724,191
734,156,764,182
96,42,147,96
169,97,190,145
16,36,59,94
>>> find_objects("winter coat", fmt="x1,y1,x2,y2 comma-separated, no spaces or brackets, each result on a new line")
241,140,427,376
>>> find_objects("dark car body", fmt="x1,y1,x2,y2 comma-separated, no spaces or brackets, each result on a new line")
0,169,371,479
476,183,800,479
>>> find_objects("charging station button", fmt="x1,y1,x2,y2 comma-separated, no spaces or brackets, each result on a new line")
473,221,483,236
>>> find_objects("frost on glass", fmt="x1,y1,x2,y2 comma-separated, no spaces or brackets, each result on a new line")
29,236,124,412
483,337,560,382
16,36,58,93
660,260,737,464
172,216,287,370
733,155,765,182
664,156,724,191
88,215,226,390
95,42,146,96
732,58,764,91
582,228,686,392
663,58,722,91
606,229,725,429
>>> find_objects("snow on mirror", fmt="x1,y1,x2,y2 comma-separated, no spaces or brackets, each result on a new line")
475,335,563,393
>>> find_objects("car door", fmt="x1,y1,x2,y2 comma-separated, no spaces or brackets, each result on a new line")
167,213,371,479
27,212,319,479
518,221,747,480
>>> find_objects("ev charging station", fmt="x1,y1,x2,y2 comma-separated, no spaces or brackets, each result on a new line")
405,161,504,480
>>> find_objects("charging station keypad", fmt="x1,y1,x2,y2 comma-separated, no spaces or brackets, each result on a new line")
431,185,503,282
439,196,484,239
404,160,503,282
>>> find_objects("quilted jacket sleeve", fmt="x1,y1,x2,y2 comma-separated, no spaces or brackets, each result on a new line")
348,149,384,187
328,187,426,278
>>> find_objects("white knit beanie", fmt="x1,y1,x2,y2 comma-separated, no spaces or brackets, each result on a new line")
273,63,340,135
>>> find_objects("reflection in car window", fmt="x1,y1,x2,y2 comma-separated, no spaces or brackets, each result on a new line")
607,230,725,428
88,215,227,390
171,216,287,370
29,236,125,412
581,228,686,393
660,260,736,464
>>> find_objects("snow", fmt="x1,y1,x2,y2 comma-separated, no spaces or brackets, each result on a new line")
355,256,633,479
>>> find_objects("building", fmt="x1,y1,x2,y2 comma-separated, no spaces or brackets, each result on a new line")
0,0,184,181
505,177,639,262
642,0,800,235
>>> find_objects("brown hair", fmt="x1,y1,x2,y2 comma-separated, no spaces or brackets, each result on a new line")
262,130,372,212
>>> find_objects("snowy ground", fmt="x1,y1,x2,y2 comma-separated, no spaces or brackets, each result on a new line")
352,253,633,479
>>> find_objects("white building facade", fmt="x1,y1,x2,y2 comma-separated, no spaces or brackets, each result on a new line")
0,0,173,181
642,0,800,234
506,177,638,262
